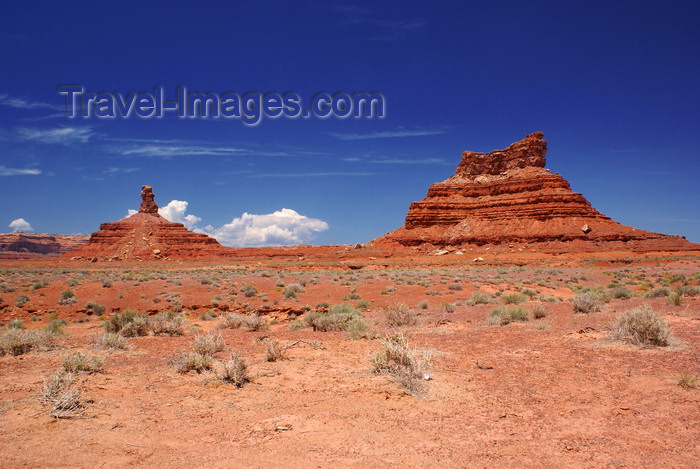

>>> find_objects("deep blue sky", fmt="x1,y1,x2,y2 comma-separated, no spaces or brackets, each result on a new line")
1,1,698,245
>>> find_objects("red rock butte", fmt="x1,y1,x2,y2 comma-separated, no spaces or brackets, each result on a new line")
373,132,697,253
65,185,230,261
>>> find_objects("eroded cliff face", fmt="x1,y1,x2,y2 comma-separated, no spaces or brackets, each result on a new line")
374,133,696,252
0,233,89,259
65,186,231,261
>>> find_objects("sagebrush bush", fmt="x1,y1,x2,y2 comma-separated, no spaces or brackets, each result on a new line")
240,285,258,298
8,319,25,330
385,303,418,327
220,353,249,387
15,294,30,307
45,318,67,335
531,304,547,319
150,311,185,336
570,293,602,314
615,305,670,346
91,332,131,351
40,370,84,419
265,338,286,362
467,291,495,305
487,306,530,326
104,309,149,336
345,315,369,339
191,333,226,355
675,373,698,389
218,313,267,331
501,293,527,304
0,329,54,356
84,301,106,315
62,352,105,373
175,352,213,373
304,304,362,332
610,287,633,300
58,290,77,305
371,333,431,393
643,287,671,299
667,291,684,306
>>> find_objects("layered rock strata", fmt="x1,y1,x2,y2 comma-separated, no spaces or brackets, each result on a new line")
65,186,230,260
0,233,89,259
375,132,696,252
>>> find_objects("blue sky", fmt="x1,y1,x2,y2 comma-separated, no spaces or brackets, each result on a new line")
1,1,698,245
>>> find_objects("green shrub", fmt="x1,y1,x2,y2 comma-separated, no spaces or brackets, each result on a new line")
487,306,530,326
62,352,104,373
467,291,495,305
15,294,30,307
304,304,362,332
104,309,149,337
45,318,67,335
615,305,670,346
357,299,371,310
643,287,671,299
345,315,369,339
59,290,77,305
501,293,527,304
610,287,633,299
240,285,258,298
84,301,106,315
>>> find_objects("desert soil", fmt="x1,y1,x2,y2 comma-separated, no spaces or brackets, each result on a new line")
0,254,698,468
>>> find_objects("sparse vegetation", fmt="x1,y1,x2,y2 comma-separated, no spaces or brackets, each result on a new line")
84,301,106,315
62,352,105,373
91,332,132,351
265,338,286,362
58,289,77,305
501,293,527,304
15,294,30,307
150,311,185,335
371,333,431,394
675,373,698,389
191,333,226,355
0,329,54,356
615,305,670,346
220,353,249,387
304,303,364,332
45,318,67,335
487,306,529,326
175,352,214,373
570,293,603,314
40,370,84,419
385,303,418,327
9,319,25,330
218,313,267,331
104,309,149,337
467,291,495,305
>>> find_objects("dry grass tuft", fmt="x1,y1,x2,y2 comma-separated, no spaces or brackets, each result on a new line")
615,305,670,347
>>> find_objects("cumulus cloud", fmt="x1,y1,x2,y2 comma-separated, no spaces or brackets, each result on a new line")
199,209,329,247
125,199,328,246
158,200,202,229
9,218,33,232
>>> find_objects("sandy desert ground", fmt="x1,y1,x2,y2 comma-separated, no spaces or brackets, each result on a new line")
0,253,698,468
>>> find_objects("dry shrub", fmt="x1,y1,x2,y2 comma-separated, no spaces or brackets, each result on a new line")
304,304,362,332
62,352,104,373
0,329,54,356
218,313,267,331
371,333,431,394
467,291,495,305
531,304,547,319
220,353,249,387
265,338,286,362
191,333,226,355
615,305,670,346
91,333,132,351
174,352,213,373
675,373,698,389
104,309,149,337
40,370,84,419
384,303,418,327
150,311,185,336
570,293,602,314
487,306,529,326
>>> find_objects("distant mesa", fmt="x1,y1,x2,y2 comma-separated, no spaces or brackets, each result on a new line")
373,132,698,253
0,233,88,259
65,185,230,261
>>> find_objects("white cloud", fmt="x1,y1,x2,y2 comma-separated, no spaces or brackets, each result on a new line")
9,218,33,232
119,145,243,158
0,165,41,176
199,208,329,247
0,93,62,111
125,198,328,247
158,200,202,229
126,209,138,217
17,126,93,144
331,129,446,140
